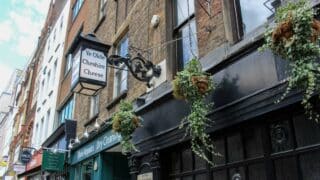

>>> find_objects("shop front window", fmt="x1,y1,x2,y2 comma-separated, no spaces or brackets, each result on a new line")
82,159,94,180
162,113,320,180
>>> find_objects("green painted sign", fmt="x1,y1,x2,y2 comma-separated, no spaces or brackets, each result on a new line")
70,130,121,165
42,150,65,171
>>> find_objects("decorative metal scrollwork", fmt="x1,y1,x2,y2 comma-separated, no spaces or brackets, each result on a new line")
108,53,161,88
271,124,288,145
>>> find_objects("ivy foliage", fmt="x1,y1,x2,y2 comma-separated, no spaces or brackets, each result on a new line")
261,0,320,122
112,100,142,154
173,59,220,165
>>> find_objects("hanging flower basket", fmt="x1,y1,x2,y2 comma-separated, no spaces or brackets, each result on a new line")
272,16,320,44
172,59,220,165
261,0,320,122
191,75,209,95
112,101,142,154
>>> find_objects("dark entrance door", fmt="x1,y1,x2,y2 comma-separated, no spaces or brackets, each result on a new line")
162,112,320,180
102,152,131,180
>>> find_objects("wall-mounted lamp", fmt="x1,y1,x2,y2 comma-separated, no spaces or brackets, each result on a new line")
83,125,99,139
94,119,110,129
68,138,80,149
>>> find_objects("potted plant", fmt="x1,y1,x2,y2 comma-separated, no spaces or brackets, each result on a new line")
261,0,320,122
112,100,142,154
173,59,219,165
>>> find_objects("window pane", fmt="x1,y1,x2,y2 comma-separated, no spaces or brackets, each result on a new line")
182,176,192,180
180,20,198,67
300,151,320,180
120,69,128,92
274,157,299,180
170,151,180,174
248,163,266,180
212,137,225,166
195,174,207,180
194,151,206,170
181,148,192,172
176,0,195,25
212,170,227,180
239,0,275,35
293,114,320,147
243,126,263,158
118,36,128,56
227,133,243,162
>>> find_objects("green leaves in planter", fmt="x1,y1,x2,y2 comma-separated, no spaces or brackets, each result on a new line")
112,100,142,154
173,59,220,165
260,0,320,122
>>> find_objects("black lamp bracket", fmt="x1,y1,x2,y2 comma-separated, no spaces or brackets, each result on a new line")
108,53,161,88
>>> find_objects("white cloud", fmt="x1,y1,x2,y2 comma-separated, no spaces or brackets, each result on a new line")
0,64,14,93
9,11,41,36
6,0,50,58
24,0,51,15
16,36,37,57
0,21,13,43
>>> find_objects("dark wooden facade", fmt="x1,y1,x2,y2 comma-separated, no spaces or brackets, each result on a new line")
129,40,320,180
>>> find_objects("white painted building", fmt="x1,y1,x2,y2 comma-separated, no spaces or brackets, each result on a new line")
32,0,70,149
0,69,23,178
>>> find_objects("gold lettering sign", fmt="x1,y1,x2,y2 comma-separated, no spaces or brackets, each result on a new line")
137,172,153,180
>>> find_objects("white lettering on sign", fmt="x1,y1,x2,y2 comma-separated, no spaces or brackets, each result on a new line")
80,48,106,82
137,172,153,180
75,133,121,162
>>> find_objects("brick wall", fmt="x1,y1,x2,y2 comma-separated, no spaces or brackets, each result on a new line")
58,0,228,136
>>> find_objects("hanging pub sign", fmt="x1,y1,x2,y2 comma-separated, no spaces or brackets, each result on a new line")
41,150,65,172
69,33,111,96
13,164,26,173
19,149,32,164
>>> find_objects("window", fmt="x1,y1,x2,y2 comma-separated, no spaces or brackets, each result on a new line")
48,39,51,51
113,35,129,98
72,0,84,21
60,16,64,31
163,113,320,180
52,60,57,85
34,123,39,146
41,79,45,99
65,54,73,75
99,0,107,20
58,97,74,127
89,95,99,118
47,70,51,92
82,160,94,180
40,117,45,143
44,109,50,139
230,0,280,40
53,29,56,42
174,0,198,68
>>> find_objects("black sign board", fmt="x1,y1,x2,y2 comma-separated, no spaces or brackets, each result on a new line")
19,149,32,164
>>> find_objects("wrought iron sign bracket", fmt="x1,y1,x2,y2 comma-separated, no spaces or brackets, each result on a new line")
108,53,161,88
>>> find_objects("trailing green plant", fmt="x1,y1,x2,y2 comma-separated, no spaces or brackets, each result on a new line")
173,59,220,165
112,100,142,154
260,0,320,122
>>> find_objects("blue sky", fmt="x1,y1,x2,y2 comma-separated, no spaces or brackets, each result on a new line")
0,0,50,93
